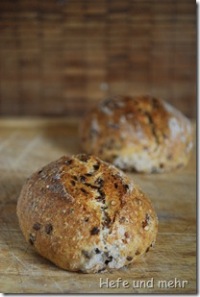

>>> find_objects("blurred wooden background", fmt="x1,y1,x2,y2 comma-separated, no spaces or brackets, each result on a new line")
0,0,196,118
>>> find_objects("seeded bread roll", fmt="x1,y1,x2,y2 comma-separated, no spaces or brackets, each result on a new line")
17,154,158,273
80,95,193,173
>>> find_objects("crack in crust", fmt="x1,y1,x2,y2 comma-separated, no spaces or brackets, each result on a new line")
144,111,160,146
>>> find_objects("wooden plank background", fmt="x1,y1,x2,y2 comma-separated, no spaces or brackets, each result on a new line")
0,0,196,118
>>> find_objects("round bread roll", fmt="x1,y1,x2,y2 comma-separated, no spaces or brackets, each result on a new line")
80,95,193,173
17,154,158,273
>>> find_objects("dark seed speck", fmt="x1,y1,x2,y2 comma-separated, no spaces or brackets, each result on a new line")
98,189,105,199
95,196,105,203
114,183,118,189
80,175,86,183
123,184,129,191
142,213,150,229
33,222,41,231
119,217,126,223
85,173,93,177
146,246,150,253
45,223,53,235
95,248,101,254
70,180,76,186
90,227,100,235
65,159,73,165
80,188,88,194
105,256,113,265
93,164,100,171
95,177,104,187
72,175,78,181
77,154,90,162
103,213,111,228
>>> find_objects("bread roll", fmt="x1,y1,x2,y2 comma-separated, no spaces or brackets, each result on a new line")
80,95,193,173
17,154,158,273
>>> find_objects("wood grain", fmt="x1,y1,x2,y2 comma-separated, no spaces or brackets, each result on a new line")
0,0,196,118
0,118,196,293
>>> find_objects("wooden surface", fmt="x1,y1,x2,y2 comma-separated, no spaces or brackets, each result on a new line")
0,118,196,293
0,0,196,118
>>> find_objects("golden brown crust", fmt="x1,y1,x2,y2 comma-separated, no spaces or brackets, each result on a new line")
17,154,158,273
79,95,193,173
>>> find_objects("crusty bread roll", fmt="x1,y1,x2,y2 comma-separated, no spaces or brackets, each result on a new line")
80,95,193,173
17,154,158,273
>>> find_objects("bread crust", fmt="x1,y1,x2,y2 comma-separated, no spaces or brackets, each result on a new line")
17,154,158,273
80,95,193,173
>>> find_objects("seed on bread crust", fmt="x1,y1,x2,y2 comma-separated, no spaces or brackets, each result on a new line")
90,227,100,235
45,224,53,235
33,222,41,231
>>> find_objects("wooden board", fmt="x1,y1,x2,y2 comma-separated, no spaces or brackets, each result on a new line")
0,118,196,293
